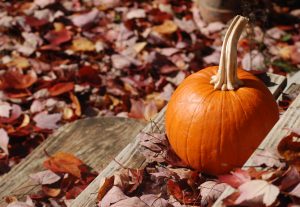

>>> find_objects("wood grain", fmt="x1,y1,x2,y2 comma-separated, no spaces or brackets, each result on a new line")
0,117,145,206
72,73,287,207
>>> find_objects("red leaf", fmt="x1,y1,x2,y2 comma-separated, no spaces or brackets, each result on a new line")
48,82,74,96
43,152,84,178
167,179,200,204
114,168,144,193
78,66,102,86
44,29,73,46
277,132,300,171
25,16,48,27
66,185,86,199
1,70,37,90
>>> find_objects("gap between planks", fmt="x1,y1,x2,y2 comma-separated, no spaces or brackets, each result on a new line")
72,72,287,207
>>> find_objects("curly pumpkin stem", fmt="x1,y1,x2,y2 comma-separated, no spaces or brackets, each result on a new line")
210,15,249,90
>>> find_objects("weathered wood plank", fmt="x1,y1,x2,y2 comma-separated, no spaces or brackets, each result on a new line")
72,73,287,207
213,84,300,207
0,117,145,206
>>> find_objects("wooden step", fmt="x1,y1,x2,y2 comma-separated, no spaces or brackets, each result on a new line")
71,73,287,207
0,117,146,206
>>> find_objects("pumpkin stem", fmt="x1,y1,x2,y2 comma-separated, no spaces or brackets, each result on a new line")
210,15,249,90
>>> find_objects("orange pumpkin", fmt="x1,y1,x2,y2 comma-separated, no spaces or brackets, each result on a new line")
165,16,279,175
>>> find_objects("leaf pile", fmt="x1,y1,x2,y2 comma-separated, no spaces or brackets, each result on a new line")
5,152,98,207
1,0,300,175
97,132,229,207
222,129,300,206
98,127,300,207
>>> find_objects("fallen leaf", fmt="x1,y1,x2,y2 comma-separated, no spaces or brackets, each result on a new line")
277,132,300,170
7,202,33,207
1,70,37,90
70,93,81,117
0,128,9,155
110,197,148,207
48,82,74,96
45,29,73,46
114,168,144,193
17,32,43,56
242,50,266,72
167,179,200,204
71,37,95,52
251,148,284,168
96,0,120,10
140,194,168,207
66,185,86,199
33,111,62,130
43,152,83,178
128,99,145,119
42,186,61,197
30,100,45,113
70,8,99,27
0,102,11,118
235,180,280,206
126,9,146,20
111,54,132,69
34,0,56,8
289,183,300,198
159,84,174,101
279,166,300,190
219,169,251,188
29,170,61,185
98,176,115,201
200,181,228,206
100,186,129,207
144,101,158,121
174,18,196,33
152,20,178,35
7,56,30,69
78,66,102,86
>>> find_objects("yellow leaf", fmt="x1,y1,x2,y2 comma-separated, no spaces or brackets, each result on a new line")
71,37,95,52
63,107,74,120
152,20,178,35
133,42,147,54
7,56,30,69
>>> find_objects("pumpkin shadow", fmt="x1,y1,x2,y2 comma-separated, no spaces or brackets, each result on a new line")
254,73,276,88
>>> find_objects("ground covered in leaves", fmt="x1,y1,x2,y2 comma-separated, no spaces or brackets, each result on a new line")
96,128,300,207
6,152,98,207
1,0,300,201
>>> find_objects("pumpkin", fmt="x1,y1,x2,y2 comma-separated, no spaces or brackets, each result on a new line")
165,15,279,175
